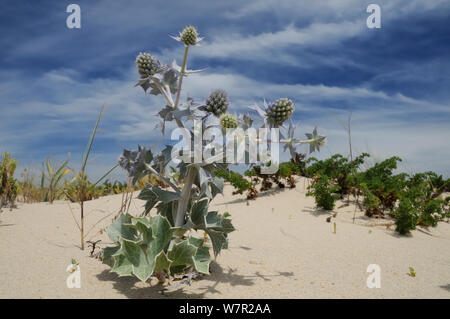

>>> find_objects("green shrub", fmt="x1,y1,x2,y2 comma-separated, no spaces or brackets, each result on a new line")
290,152,307,176
360,183,382,216
216,170,251,194
305,153,369,196
0,152,19,209
306,176,340,210
400,172,448,227
244,161,300,192
394,198,418,235
303,152,448,234
355,156,405,214
420,199,444,227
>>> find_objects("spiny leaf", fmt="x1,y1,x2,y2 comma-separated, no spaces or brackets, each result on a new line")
102,246,120,267
121,237,154,282
190,197,209,227
168,240,196,271
111,254,133,277
188,236,204,248
193,246,211,274
106,213,136,242
148,215,173,255
206,229,228,257
154,251,172,274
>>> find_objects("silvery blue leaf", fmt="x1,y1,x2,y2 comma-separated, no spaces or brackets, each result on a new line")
249,103,266,119
171,60,206,75
135,78,152,92
162,68,178,94
148,82,161,96
159,105,174,121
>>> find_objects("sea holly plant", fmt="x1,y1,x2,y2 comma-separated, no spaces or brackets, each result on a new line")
102,26,326,283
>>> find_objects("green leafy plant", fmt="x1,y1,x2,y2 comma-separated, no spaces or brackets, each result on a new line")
0,152,19,210
400,171,448,227
216,170,251,194
303,152,448,234
360,183,382,216
305,153,369,197
306,175,340,210
393,198,418,235
290,152,307,176
41,155,71,204
278,162,298,188
355,156,406,216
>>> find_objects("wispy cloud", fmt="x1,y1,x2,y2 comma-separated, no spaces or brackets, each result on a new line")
0,0,449,179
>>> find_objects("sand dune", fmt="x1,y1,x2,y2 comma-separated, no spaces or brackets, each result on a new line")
0,177,449,298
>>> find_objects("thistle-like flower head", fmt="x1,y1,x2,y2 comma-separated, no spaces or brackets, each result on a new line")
220,113,238,129
266,98,294,126
180,25,199,46
135,52,162,78
205,89,229,117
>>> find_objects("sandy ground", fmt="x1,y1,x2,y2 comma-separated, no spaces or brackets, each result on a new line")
0,177,449,299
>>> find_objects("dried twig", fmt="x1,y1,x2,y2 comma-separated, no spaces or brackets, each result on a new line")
87,239,102,257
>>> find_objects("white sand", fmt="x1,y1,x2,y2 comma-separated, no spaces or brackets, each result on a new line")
0,177,449,298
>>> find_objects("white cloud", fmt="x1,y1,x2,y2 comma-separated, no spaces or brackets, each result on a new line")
183,22,363,66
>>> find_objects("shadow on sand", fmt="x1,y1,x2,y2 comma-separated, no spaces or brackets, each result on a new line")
301,205,333,217
439,284,450,292
217,187,287,206
96,261,294,298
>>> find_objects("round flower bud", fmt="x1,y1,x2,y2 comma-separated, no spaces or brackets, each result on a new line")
266,98,294,126
180,26,199,46
205,89,229,117
135,52,161,78
220,114,238,129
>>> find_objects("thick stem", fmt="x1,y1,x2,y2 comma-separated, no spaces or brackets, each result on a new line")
175,166,197,227
172,45,195,228
175,46,189,109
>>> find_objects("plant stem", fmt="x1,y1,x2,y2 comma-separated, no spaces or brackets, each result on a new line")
175,166,197,227
175,46,189,109
172,45,196,228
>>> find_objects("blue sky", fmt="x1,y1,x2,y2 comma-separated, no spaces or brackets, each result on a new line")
1,0,449,181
